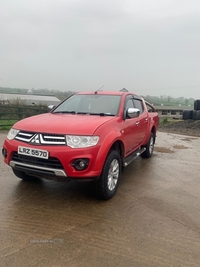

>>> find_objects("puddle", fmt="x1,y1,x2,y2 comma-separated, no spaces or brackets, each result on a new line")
180,138,198,142
173,145,188,149
154,147,174,153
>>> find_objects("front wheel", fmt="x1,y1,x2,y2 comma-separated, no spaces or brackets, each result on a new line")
94,150,122,200
141,132,155,158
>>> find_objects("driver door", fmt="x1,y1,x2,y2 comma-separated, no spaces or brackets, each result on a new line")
123,95,141,156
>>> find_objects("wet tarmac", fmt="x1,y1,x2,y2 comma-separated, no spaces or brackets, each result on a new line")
0,131,200,267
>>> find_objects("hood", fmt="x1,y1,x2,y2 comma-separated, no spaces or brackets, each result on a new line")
14,113,115,135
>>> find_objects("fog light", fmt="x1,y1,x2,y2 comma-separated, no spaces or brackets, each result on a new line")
72,159,89,171
2,147,7,158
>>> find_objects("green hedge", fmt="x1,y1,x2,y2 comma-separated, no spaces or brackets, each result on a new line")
0,105,49,128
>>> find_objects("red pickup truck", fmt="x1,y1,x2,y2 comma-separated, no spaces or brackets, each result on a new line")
2,90,159,199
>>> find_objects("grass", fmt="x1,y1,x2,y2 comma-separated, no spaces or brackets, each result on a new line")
0,120,17,130
143,97,194,107
160,117,183,125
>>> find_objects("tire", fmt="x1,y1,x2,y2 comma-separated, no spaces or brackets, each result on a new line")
192,110,197,120
94,150,121,200
182,110,193,120
141,132,155,158
12,168,37,182
194,100,200,111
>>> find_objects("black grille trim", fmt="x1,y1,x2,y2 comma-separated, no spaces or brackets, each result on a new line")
12,152,63,170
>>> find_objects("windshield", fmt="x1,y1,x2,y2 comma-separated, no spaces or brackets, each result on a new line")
53,94,121,116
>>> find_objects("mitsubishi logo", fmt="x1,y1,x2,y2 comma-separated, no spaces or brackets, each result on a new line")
30,134,40,144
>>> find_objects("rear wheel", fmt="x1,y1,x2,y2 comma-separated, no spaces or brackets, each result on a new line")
95,150,121,200
141,132,155,158
12,168,37,182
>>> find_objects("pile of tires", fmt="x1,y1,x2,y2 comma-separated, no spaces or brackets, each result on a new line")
183,100,200,120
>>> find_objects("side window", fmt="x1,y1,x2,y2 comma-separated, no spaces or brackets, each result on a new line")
124,96,134,119
125,98,134,109
133,99,144,114
146,102,155,112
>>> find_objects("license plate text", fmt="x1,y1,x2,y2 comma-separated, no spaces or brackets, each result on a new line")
18,146,49,159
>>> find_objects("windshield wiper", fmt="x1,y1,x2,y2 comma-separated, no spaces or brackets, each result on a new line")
76,112,108,115
100,113,115,116
54,111,115,116
88,112,115,116
76,112,90,115
53,111,76,114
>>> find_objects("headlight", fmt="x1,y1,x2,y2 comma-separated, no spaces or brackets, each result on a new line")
66,135,99,148
7,128,19,140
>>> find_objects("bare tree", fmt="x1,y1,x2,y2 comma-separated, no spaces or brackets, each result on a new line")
167,96,172,102
185,98,189,105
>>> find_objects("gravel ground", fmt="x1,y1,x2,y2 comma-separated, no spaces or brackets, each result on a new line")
158,119,200,137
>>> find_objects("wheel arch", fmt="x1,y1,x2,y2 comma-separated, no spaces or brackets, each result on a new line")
109,140,124,161
94,134,125,172
151,126,156,143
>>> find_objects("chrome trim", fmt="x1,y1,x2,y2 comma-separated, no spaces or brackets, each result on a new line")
19,132,33,137
16,137,31,142
43,135,64,139
15,131,66,145
124,147,146,167
40,134,65,145
10,160,67,177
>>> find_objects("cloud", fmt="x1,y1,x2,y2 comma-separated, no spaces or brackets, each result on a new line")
0,0,200,98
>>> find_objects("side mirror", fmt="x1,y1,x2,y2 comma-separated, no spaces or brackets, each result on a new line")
48,105,55,110
127,108,140,118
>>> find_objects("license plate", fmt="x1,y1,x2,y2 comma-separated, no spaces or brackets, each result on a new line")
18,146,49,159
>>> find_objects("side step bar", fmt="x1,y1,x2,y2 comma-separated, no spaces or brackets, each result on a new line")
124,147,146,167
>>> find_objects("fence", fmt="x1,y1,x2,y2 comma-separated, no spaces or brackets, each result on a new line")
0,105,49,129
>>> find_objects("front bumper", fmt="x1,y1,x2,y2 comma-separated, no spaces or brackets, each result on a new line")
3,138,102,180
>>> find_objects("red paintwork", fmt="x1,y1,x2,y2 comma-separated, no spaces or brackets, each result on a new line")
3,91,159,180
14,113,116,135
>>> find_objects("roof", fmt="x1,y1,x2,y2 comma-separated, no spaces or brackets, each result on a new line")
0,93,61,104
76,91,140,97
0,93,60,102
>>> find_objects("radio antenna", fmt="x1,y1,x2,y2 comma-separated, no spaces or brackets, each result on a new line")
95,85,104,94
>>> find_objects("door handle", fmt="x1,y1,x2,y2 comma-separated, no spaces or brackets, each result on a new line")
145,118,149,121
136,121,140,125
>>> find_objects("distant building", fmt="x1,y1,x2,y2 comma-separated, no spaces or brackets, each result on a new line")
119,88,129,92
0,93,61,106
155,106,192,118
27,89,33,94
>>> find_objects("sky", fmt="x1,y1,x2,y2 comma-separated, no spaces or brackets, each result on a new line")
1,0,200,99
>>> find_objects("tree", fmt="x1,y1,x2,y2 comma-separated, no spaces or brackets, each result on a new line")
185,98,189,105
167,96,172,102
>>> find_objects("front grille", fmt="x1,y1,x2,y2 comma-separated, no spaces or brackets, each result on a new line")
12,152,63,169
15,131,33,142
15,131,66,145
41,134,66,144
